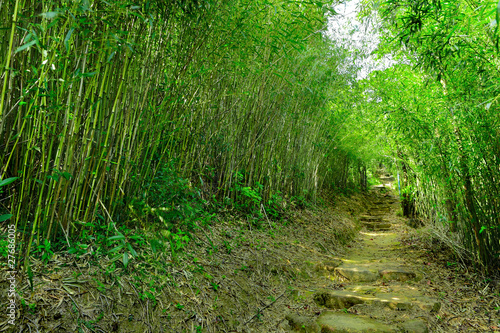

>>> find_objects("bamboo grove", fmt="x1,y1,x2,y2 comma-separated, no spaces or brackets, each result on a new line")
0,0,372,264
359,0,500,271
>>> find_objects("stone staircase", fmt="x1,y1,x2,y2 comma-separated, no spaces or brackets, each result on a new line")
286,175,439,333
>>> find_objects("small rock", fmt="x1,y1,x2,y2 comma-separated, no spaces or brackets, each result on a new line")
360,215,383,222
363,222,392,231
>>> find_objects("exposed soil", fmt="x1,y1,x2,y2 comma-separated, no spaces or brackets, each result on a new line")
1,174,499,332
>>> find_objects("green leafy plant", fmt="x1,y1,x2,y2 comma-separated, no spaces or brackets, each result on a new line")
139,290,157,307
94,279,107,293
232,172,263,217
34,239,54,264
106,226,138,268
68,242,89,258
21,301,37,315
291,195,308,209
265,191,284,220
0,238,8,259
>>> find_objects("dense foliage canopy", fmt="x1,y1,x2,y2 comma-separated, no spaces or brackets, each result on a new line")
360,0,500,270
2,0,499,272
0,0,374,268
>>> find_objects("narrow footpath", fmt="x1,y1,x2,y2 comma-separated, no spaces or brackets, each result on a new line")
286,174,438,332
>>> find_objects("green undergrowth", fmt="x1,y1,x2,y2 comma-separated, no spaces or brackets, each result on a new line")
0,0,372,270
2,161,370,276
3,156,370,332
5,162,371,277
9,186,362,332
28,164,335,269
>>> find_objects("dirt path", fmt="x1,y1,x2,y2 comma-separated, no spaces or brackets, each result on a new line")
286,174,438,332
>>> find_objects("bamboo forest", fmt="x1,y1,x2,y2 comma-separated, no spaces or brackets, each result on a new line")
1,0,500,332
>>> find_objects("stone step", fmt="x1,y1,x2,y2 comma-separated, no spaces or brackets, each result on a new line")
369,203,392,209
380,176,395,182
368,211,390,217
368,210,392,215
368,206,392,212
372,200,394,205
314,290,441,313
360,215,383,222
286,312,429,333
317,311,396,333
369,209,392,213
380,268,417,281
362,222,392,231
335,266,379,282
335,266,418,282
370,205,392,210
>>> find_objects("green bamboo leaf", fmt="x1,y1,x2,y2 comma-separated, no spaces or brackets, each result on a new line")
14,40,37,53
444,25,459,43
126,243,137,257
108,245,124,253
47,174,60,182
107,234,125,241
110,254,122,262
81,71,97,77
0,214,13,222
107,51,116,62
123,252,129,267
61,172,72,180
0,177,19,187
64,28,74,51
